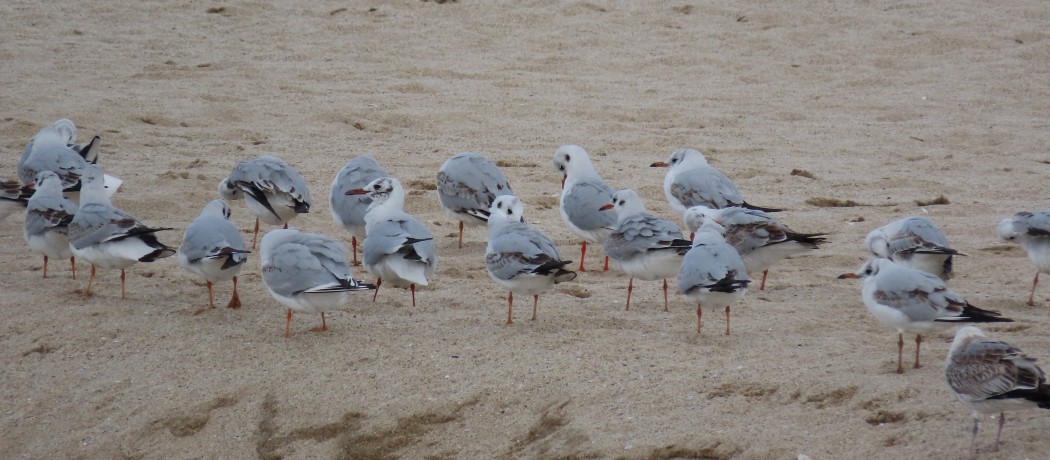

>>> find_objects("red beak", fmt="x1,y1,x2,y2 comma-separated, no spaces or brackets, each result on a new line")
561,174,566,189
599,203,614,211
346,188,368,196
650,161,669,167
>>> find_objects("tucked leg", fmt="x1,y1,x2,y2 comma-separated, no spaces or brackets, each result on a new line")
228,276,241,308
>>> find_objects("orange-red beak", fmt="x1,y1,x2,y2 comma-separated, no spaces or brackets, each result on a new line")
346,188,368,196
650,161,669,167
561,174,566,189
599,203,614,211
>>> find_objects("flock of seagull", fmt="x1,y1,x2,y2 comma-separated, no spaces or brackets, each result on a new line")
4,119,1050,456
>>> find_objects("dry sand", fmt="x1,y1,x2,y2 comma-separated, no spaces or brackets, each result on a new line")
2,1,1049,458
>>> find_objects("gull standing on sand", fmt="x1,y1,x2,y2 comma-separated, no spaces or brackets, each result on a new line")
68,165,175,299
260,228,376,337
650,148,780,234
683,206,826,290
179,200,251,313
946,326,1050,457
330,156,389,266
677,220,750,335
23,171,78,278
866,216,959,281
997,211,1050,305
348,177,436,308
436,152,513,248
553,144,616,272
485,195,576,324
838,259,1012,374
18,119,120,204
601,189,691,311
219,154,312,249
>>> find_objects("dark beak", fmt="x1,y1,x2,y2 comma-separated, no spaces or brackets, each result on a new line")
837,273,860,279
650,161,669,167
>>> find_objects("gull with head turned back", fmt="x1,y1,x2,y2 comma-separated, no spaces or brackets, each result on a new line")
18,118,119,205
179,199,251,314
436,152,513,249
997,211,1050,306
330,156,388,266
219,154,312,249
347,177,436,308
601,189,691,312
866,215,960,282
552,144,616,272
23,171,79,279
677,219,750,335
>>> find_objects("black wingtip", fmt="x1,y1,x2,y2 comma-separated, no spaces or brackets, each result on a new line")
741,202,783,213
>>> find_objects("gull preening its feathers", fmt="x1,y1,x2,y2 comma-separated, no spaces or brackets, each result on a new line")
436,152,513,248
219,154,312,249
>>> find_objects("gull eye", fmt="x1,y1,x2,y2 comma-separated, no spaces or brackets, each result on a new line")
506,208,512,215
373,183,381,190
618,200,625,206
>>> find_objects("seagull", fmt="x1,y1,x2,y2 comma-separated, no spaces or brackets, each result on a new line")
677,220,750,335
485,195,576,324
219,154,312,249
997,211,1050,305
838,259,1012,374
436,152,513,248
866,216,960,281
347,177,437,308
0,177,33,221
260,228,376,337
650,148,780,236
601,189,691,311
330,156,388,266
683,205,826,290
18,119,120,204
553,144,616,272
946,326,1050,457
23,171,78,279
68,165,175,299
179,199,251,313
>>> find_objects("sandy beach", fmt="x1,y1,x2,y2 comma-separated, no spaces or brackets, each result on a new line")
2,1,1049,458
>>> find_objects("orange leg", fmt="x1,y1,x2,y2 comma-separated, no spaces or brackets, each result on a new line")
689,232,694,241
724,305,731,335
373,278,382,302
85,265,96,296
42,255,49,278
227,276,242,308
531,294,538,321
896,333,904,374
70,256,76,280
410,284,416,308
696,304,702,334
458,221,464,249
252,218,260,249
351,236,360,266
285,309,292,338
506,292,513,325
759,270,769,290
662,279,669,312
914,334,923,369
312,312,327,332
603,255,609,271
207,281,215,308
120,270,126,300
625,277,633,311
579,241,587,272
1029,272,1039,306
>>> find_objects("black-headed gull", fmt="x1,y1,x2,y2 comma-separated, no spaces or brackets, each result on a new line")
330,156,388,266
18,119,119,204
68,165,175,299
23,171,78,279
179,199,251,313
553,144,616,272
946,326,1050,457
997,211,1050,305
838,259,1012,374
601,189,691,311
485,195,576,324
866,216,959,281
348,177,437,308
650,148,780,235
437,152,513,248
260,228,376,337
683,205,826,290
219,154,312,249
677,220,750,334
